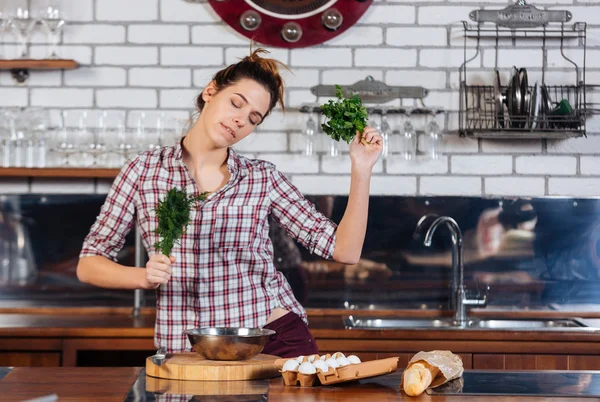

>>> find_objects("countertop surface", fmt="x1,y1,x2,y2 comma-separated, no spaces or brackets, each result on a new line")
0,312,599,342
1,367,599,401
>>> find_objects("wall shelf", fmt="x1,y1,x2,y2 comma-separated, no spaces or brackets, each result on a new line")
0,59,79,83
0,168,119,179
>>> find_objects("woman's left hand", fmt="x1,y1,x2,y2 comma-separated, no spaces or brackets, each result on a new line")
349,126,383,171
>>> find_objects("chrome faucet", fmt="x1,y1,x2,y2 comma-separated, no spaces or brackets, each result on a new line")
415,215,489,326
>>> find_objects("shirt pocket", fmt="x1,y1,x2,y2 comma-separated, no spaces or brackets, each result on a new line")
213,205,265,249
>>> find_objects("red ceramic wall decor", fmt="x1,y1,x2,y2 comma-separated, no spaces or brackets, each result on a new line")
208,0,373,48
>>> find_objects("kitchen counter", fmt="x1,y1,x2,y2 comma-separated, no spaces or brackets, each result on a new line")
0,312,598,341
0,367,599,401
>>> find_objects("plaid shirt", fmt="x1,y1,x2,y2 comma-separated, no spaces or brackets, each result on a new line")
80,141,337,352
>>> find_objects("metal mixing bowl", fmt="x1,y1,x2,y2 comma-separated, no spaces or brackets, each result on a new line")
183,327,276,361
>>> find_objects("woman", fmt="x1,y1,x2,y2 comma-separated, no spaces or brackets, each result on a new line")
77,48,383,357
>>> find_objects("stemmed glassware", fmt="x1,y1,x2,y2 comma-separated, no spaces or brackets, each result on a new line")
39,6,65,59
303,111,317,157
10,7,37,58
421,111,444,160
400,109,417,161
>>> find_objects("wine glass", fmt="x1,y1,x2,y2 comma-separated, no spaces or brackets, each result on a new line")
303,112,317,156
422,111,444,160
10,8,37,59
379,106,393,160
400,109,417,161
39,6,66,59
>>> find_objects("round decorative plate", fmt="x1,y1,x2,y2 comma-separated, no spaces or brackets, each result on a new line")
208,0,373,48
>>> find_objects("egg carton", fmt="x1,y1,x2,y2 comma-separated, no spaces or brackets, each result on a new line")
276,354,399,387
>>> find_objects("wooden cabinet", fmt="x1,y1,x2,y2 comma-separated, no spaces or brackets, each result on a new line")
0,339,62,367
473,354,600,370
0,352,60,367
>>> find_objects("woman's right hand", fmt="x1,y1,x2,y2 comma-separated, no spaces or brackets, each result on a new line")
144,253,175,289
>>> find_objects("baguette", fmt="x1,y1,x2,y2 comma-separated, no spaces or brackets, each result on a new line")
402,361,440,397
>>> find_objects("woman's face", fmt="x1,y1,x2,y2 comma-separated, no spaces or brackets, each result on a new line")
200,78,271,148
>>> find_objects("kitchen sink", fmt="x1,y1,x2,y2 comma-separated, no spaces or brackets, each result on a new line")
344,316,595,331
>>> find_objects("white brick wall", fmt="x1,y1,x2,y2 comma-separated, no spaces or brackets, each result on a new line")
4,0,600,197
96,46,158,65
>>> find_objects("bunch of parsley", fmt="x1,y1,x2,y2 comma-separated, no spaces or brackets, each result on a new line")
154,188,210,256
320,84,369,144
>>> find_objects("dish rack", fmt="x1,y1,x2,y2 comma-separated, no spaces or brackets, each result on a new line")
458,1,591,139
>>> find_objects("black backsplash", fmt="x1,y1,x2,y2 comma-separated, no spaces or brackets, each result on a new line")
0,194,598,311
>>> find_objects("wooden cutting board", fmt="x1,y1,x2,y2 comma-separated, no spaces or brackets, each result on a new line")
145,353,280,381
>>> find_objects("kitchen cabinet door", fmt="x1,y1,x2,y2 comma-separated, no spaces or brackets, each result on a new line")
474,354,569,370
0,352,60,367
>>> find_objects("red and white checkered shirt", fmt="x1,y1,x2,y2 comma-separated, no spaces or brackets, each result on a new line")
80,141,337,352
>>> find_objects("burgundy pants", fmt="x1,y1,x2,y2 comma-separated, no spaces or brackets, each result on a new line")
262,312,319,358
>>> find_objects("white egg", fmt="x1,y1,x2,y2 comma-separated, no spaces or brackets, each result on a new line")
336,356,351,367
296,355,305,364
319,355,328,361
347,355,362,364
298,362,317,375
307,354,318,363
282,359,300,372
325,357,340,368
313,359,329,373
333,352,346,359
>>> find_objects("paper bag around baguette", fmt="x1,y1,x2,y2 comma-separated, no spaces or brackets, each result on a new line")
401,350,464,397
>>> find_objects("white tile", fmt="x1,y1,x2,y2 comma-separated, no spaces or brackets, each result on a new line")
161,46,223,66
549,178,600,196
515,156,577,175
323,69,383,85
159,89,199,109
95,46,158,65
386,70,446,89
160,0,218,22
387,27,447,46
418,7,474,25
387,156,448,174
356,49,417,68
362,5,415,24
129,68,191,87
0,88,27,107
0,179,29,194
581,156,600,176
191,25,248,45
31,88,93,107
451,155,513,174
63,24,126,44
481,140,542,154
97,0,158,21
324,27,383,46
485,177,546,196
420,176,482,196
420,48,480,68
64,67,126,86
97,89,158,108
443,135,479,153
128,25,189,44
371,176,417,195
547,135,600,155
291,48,351,67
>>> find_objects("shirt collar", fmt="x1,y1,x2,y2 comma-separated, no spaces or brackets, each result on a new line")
168,137,244,177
